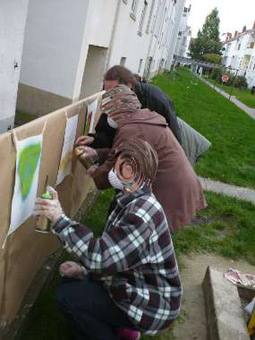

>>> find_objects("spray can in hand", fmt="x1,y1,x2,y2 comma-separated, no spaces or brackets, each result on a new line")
74,146,95,170
35,187,53,233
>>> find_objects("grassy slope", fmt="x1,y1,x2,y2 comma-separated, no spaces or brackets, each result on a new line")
152,69,255,188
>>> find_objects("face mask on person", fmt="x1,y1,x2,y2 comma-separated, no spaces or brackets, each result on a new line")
107,116,118,129
108,169,124,190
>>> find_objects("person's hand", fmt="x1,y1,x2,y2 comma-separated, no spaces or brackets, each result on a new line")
76,146,99,162
75,135,95,147
87,164,99,176
34,186,64,224
59,261,87,280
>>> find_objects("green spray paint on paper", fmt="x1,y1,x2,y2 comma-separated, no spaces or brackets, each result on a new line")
18,143,41,200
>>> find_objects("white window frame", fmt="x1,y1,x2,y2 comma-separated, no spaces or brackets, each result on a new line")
120,57,127,66
138,0,148,36
138,59,143,73
131,0,139,14
146,0,155,34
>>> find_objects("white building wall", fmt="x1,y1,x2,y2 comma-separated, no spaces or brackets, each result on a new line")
18,0,118,114
108,0,184,79
108,0,153,76
144,0,181,77
19,0,90,99
165,0,186,69
174,4,191,58
152,1,175,72
17,0,184,115
0,0,29,133
223,29,255,88
74,0,118,98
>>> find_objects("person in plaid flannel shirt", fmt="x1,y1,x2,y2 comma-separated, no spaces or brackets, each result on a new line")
34,139,182,340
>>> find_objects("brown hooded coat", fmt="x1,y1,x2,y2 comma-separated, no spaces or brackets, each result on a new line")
92,109,206,232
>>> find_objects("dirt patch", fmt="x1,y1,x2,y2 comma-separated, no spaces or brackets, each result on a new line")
171,253,255,340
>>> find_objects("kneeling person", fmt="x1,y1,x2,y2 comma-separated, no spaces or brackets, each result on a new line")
34,139,182,340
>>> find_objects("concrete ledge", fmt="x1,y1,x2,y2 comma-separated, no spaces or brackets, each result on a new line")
203,266,250,340
17,83,72,116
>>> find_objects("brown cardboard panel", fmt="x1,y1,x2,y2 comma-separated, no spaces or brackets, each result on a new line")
0,220,58,321
0,92,103,325
0,132,16,246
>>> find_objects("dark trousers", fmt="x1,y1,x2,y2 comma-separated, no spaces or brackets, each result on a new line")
56,278,132,340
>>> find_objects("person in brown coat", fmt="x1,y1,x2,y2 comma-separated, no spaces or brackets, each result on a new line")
83,85,206,232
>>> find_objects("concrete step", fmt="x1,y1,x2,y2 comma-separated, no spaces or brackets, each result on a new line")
203,266,251,340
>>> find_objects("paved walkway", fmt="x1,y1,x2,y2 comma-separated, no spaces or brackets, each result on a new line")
199,77,255,120
199,176,255,204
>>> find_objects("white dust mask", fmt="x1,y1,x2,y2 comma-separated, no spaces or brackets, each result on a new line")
108,169,124,190
107,116,118,129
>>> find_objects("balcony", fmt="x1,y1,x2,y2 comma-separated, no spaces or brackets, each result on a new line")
245,41,255,55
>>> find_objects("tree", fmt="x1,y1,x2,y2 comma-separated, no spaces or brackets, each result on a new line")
201,53,221,64
190,8,222,60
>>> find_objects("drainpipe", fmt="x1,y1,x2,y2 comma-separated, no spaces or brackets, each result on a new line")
105,0,121,71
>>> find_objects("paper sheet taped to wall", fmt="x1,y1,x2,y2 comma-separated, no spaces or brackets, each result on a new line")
8,134,43,235
84,99,98,135
57,114,79,185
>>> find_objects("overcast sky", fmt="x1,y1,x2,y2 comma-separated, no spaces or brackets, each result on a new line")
187,0,255,39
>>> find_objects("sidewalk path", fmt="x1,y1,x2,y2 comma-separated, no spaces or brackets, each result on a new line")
199,77,255,120
198,176,255,204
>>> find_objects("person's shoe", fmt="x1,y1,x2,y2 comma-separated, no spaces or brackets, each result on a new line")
117,329,141,340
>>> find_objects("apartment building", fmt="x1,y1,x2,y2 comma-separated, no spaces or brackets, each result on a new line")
0,0,186,128
222,23,255,88
174,4,191,58
0,0,29,133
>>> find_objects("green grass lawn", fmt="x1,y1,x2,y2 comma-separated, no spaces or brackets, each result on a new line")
205,77,255,108
152,68,255,188
18,189,255,340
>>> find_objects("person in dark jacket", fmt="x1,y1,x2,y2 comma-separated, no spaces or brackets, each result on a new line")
76,65,181,149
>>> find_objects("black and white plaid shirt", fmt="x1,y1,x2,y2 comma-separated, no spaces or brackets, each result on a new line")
52,186,182,334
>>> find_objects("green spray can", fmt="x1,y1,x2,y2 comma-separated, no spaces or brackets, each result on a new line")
35,187,53,233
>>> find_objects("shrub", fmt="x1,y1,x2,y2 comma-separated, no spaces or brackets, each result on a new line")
234,76,248,89
201,53,222,64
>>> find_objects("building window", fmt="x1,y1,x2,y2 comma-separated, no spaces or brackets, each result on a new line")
178,31,182,37
131,0,139,14
120,57,126,66
158,6,168,43
154,0,163,37
249,42,255,49
138,59,143,73
238,43,241,50
138,0,148,35
146,0,155,33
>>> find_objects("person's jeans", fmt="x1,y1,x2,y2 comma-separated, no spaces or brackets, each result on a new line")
56,278,132,340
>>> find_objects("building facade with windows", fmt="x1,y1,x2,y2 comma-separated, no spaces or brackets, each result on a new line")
12,0,186,117
222,23,255,89
174,4,191,58
0,0,29,133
